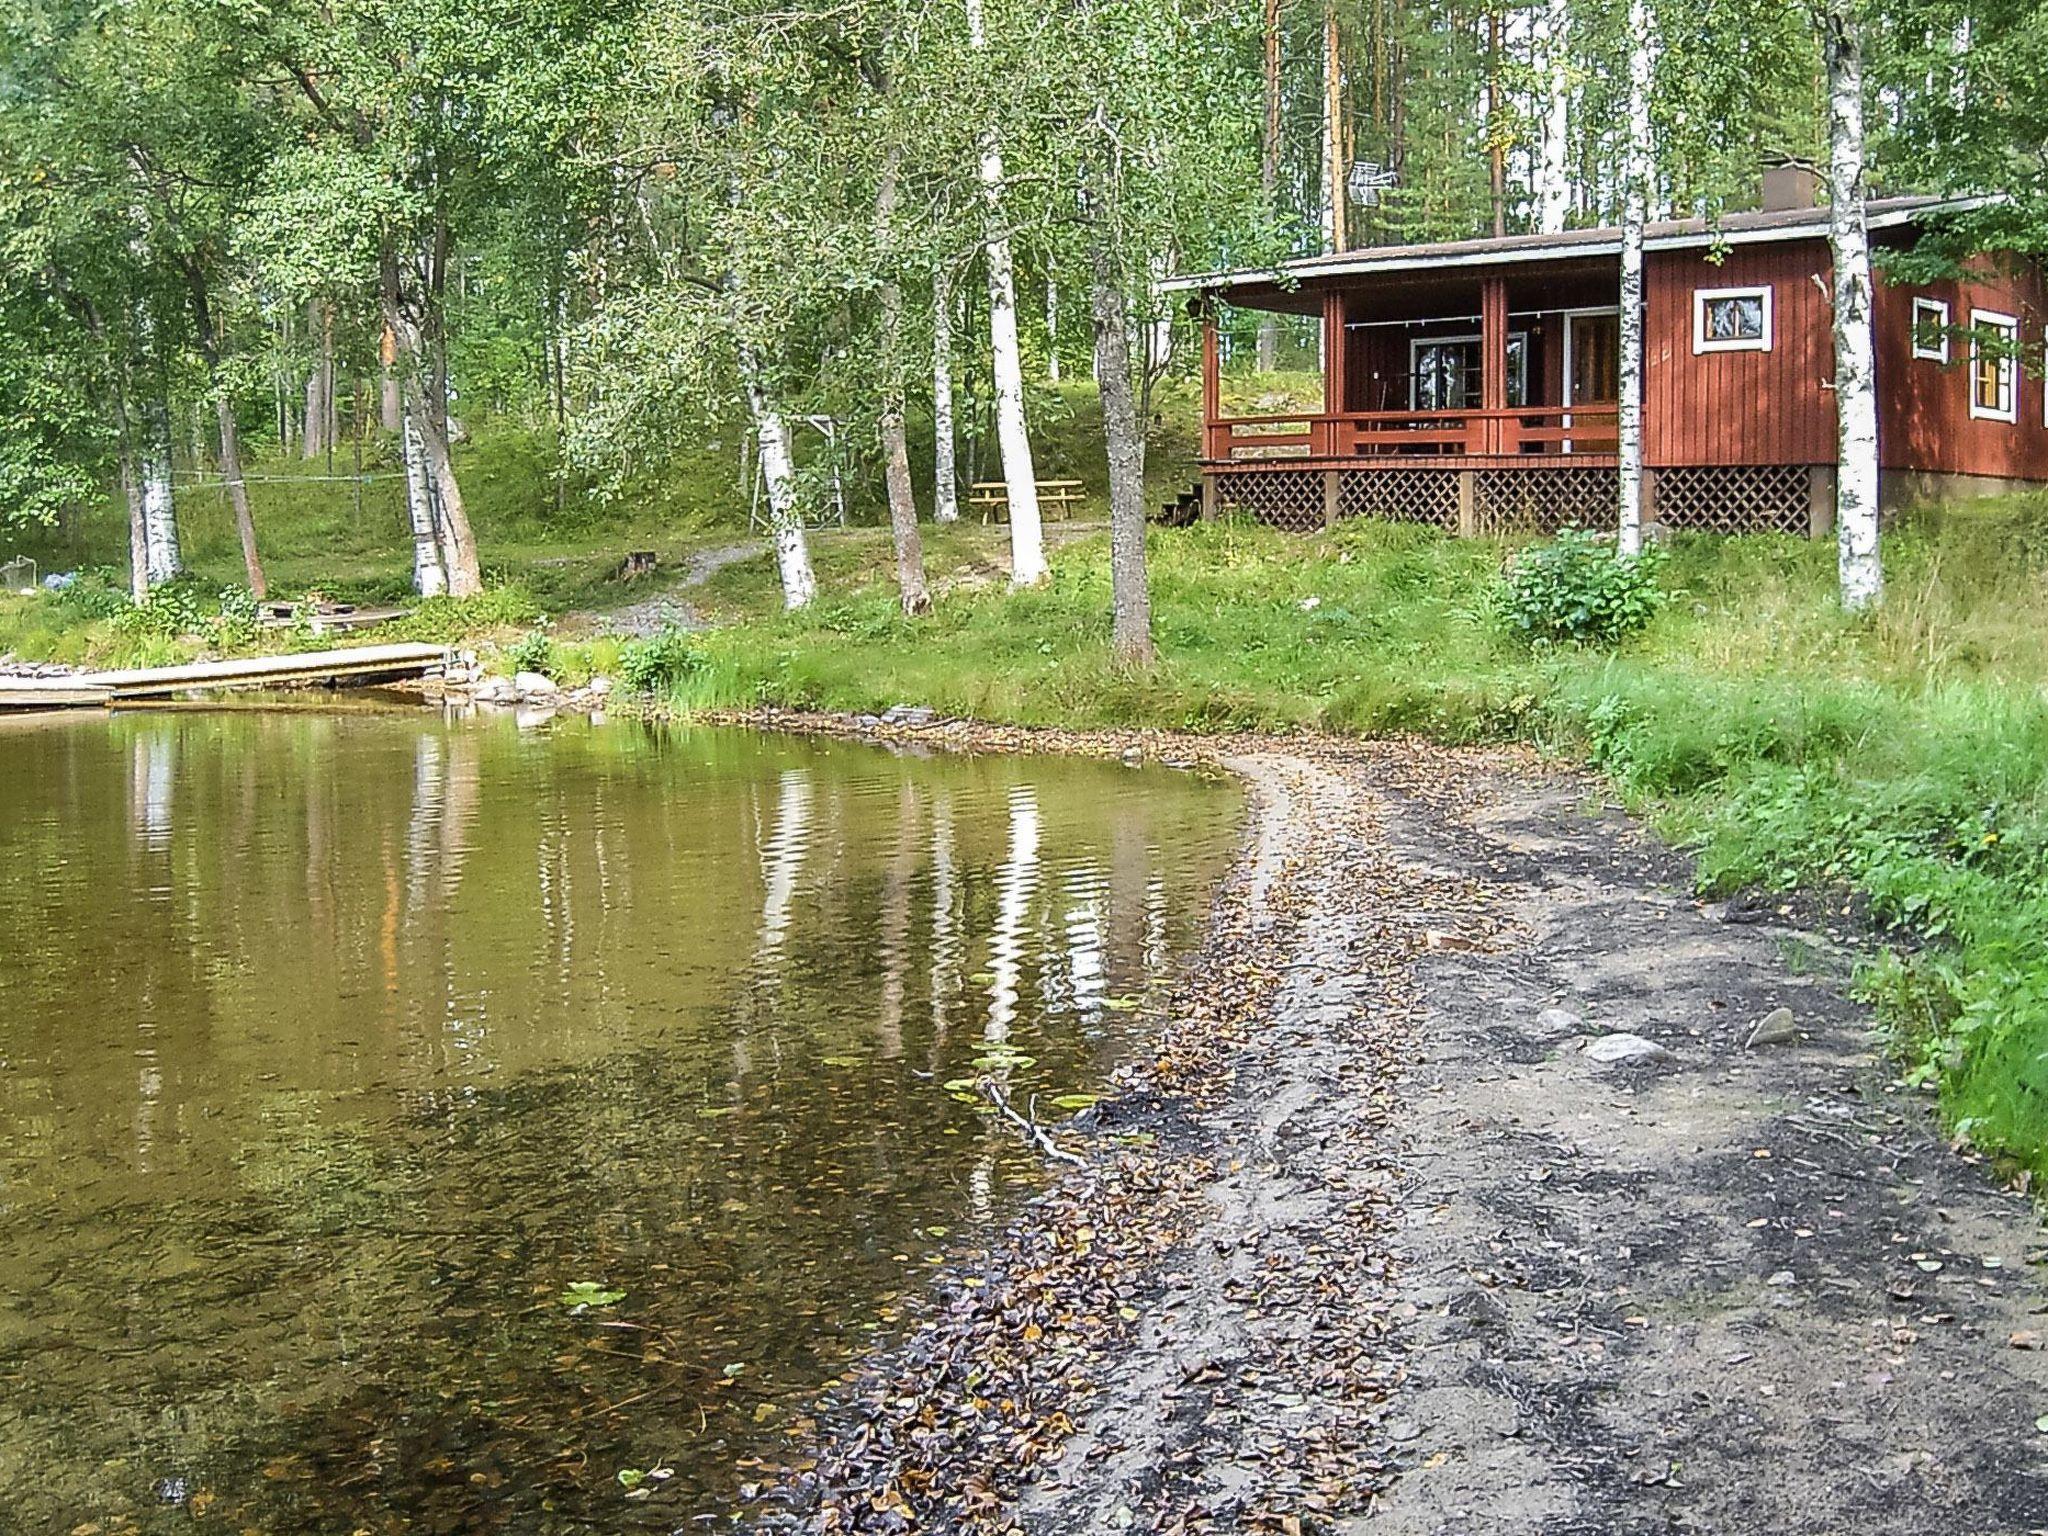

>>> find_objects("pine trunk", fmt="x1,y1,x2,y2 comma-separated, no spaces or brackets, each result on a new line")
882,400,929,614
1088,215,1153,667
380,323,403,434
302,298,331,460
965,0,1046,585
876,148,932,615
183,263,266,596
1825,0,1882,610
742,356,818,611
215,397,267,598
933,279,961,523
1046,280,1060,384
1616,0,1652,557
405,382,483,597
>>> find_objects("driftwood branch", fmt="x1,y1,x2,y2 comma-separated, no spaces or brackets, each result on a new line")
979,1077,1086,1167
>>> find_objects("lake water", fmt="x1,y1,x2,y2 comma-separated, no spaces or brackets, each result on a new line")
0,710,1240,1532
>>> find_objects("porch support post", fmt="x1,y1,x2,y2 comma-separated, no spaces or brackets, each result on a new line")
1457,469,1477,536
1808,464,1838,539
1321,288,1348,455
1323,469,1341,529
1479,274,1509,455
1199,297,1222,461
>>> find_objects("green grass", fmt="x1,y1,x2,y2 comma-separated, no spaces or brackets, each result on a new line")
3,416,753,617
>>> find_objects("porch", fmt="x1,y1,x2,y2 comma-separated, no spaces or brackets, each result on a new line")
1187,255,1824,536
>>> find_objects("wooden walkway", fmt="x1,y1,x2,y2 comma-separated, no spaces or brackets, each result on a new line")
0,643,450,711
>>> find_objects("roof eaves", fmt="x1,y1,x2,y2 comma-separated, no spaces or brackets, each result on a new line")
1157,194,1998,296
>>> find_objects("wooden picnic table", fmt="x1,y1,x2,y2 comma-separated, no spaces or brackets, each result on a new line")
969,479,1087,523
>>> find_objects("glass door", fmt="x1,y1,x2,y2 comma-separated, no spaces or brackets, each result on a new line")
1564,310,1619,452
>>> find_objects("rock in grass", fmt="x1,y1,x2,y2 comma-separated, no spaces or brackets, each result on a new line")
514,671,559,699
1746,1007,1799,1048
1583,1032,1674,1066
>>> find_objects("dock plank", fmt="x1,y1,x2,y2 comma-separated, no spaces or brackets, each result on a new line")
0,644,448,710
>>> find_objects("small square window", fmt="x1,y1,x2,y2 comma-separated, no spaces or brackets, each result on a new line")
1969,309,2019,423
1694,286,1773,353
1911,297,1950,362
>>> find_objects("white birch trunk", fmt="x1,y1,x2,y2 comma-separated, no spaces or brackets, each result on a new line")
965,0,1047,585
141,417,182,584
742,354,818,611
402,409,448,597
934,278,961,523
1825,0,1882,610
122,442,148,603
1615,0,1652,557
1535,0,1572,234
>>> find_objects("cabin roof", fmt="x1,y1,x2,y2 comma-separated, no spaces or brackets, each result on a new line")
1159,194,1993,296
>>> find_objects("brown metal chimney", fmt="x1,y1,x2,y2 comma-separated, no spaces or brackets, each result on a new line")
1761,161,1821,212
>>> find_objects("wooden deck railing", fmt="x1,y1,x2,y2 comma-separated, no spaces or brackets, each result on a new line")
1203,404,1622,462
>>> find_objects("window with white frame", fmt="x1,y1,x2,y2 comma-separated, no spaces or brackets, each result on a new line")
1970,309,2018,422
1910,297,1951,362
1693,286,1773,353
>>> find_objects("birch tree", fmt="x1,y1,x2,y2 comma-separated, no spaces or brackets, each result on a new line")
1534,0,1574,233
743,356,820,611
933,276,962,523
402,409,448,597
964,0,1048,587
1616,0,1654,557
1821,0,1881,609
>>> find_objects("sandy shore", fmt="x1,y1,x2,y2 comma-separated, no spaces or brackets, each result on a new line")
716,713,2048,1534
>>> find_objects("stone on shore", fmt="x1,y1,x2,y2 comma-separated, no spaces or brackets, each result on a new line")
1583,1032,1674,1066
1746,1006,1800,1048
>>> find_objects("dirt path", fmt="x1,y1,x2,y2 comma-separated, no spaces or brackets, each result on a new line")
597,539,766,635
735,727,2048,1534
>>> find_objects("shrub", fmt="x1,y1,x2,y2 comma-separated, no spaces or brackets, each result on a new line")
214,586,261,647
1499,530,1666,646
617,628,702,694
117,580,209,641
508,629,555,677
51,567,132,621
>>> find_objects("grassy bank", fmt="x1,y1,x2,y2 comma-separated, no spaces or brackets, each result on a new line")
658,505,2048,1182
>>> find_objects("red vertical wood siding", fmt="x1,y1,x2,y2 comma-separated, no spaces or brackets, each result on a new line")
1873,253,2048,480
1644,242,1838,467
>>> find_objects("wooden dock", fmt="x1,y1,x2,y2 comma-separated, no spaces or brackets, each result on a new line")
0,643,450,711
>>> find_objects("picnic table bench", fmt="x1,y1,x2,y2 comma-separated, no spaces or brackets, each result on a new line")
969,479,1087,523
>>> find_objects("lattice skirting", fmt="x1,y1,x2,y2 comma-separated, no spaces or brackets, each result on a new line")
1472,468,1617,535
1213,469,1326,533
1210,464,1817,537
1652,464,1812,535
1340,468,1460,528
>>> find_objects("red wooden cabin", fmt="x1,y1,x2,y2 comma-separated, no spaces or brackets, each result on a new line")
1167,190,2048,537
